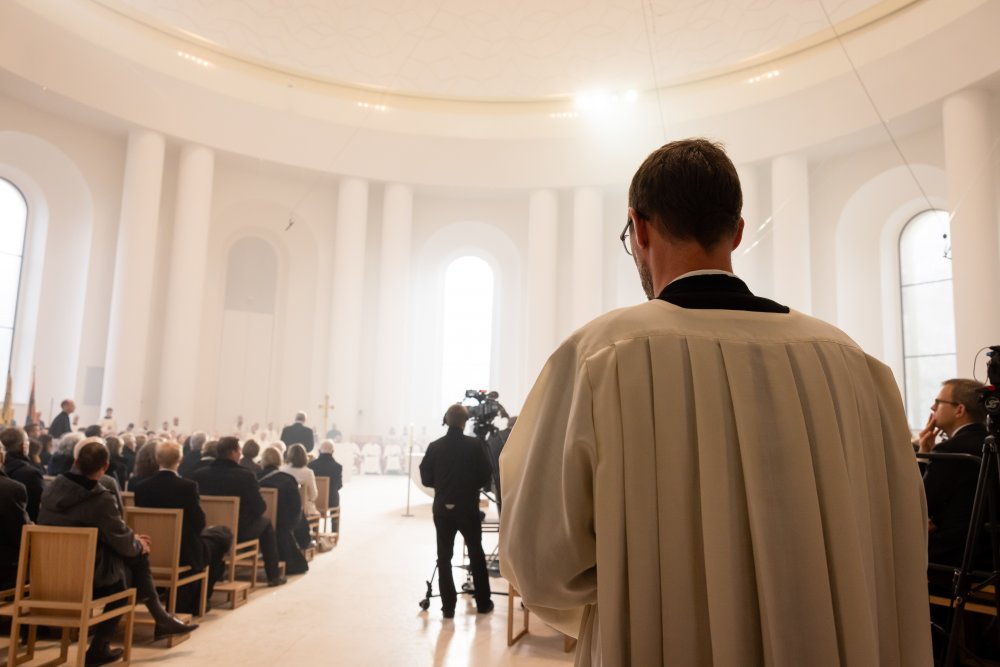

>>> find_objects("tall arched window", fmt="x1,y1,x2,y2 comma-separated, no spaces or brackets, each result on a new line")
899,209,956,429
0,178,28,383
440,256,494,409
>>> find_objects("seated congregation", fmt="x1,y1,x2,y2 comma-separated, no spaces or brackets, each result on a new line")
0,423,343,666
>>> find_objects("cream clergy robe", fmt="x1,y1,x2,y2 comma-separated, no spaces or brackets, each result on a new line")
500,299,932,666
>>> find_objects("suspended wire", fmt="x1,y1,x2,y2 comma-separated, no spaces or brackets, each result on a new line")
287,0,448,218
639,0,669,139
815,0,935,211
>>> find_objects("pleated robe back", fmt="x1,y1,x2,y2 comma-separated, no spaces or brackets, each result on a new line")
499,300,932,667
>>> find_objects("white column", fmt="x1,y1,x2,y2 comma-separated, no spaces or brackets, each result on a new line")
101,129,166,425
157,144,215,426
732,164,768,294
328,178,369,437
526,190,558,378
571,188,604,328
373,184,413,433
943,89,1000,373
771,154,812,313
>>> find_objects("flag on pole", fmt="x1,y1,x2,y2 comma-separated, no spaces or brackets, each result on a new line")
25,369,37,428
1,372,12,426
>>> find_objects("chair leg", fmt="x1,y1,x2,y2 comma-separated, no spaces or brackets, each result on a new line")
7,620,20,667
74,621,89,667
122,604,134,665
168,583,178,614
199,574,208,618
60,627,71,662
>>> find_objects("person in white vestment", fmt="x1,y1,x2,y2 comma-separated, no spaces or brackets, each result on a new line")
499,139,932,667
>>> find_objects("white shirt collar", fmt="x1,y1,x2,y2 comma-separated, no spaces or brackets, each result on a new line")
667,269,738,286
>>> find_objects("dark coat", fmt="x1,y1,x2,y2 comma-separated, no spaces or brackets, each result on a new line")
280,422,315,453
133,470,208,572
4,452,44,522
257,465,308,575
0,470,29,588
121,447,136,476
47,452,73,477
925,422,990,566
419,427,492,518
49,411,72,439
308,453,343,508
38,473,143,588
257,466,302,531
191,458,266,538
239,456,262,475
108,454,130,490
178,448,208,478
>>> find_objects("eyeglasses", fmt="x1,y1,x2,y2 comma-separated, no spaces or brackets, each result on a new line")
933,399,960,408
620,217,633,256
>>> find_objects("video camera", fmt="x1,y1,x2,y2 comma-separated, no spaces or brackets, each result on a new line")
981,346,1000,435
464,389,505,440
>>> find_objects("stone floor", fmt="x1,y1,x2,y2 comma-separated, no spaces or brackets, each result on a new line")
3,475,574,666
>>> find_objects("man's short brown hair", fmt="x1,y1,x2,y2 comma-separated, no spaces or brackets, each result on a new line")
216,436,240,459
76,441,109,476
944,378,987,424
155,441,183,469
628,138,742,250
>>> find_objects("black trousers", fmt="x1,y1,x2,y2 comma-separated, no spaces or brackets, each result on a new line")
240,516,281,580
175,525,233,615
434,512,491,612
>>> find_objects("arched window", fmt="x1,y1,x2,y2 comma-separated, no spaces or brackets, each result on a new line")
899,209,956,429
0,178,28,383
440,256,494,409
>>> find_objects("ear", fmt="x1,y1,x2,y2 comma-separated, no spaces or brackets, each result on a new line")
629,207,651,251
732,217,745,251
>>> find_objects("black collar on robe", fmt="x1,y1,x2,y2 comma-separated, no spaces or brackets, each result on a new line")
657,274,790,313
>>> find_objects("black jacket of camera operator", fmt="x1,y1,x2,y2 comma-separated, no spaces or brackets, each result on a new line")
419,427,493,518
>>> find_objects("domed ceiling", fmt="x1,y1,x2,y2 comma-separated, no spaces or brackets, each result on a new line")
95,0,908,100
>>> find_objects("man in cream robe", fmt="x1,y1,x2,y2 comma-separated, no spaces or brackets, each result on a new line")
500,139,932,666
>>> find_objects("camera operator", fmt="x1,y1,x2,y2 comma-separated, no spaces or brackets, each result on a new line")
419,404,494,618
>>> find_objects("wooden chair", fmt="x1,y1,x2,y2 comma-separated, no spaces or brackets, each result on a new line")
200,496,257,608
300,483,321,536
120,491,135,508
256,488,286,582
313,477,340,544
0,585,31,665
124,507,208,625
6,525,137,667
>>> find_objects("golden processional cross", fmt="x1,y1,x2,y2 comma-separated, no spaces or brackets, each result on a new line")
318,393,335,438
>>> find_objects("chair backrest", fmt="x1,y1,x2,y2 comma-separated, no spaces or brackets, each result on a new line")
124,507,182,571
121,491,135,507
200,495,240,535
260,487,278,529
16,525,98,607
315,477,330,513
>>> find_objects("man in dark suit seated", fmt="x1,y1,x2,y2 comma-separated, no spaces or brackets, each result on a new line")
134,441,233,614
0,446,30,590
39,440,195,665
178,431,209,478
919,378,990,567
257,446,309,575
280,412,315,453
0,427,44,522
190,437,286,586
308,439,343,531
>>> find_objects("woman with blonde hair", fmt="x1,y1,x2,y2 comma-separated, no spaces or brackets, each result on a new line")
281,443,318,515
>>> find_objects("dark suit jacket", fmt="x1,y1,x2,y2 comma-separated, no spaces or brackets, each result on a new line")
308,453,343,507
178,449,208,478
258,466,303,531
191,458,266,538
0,471,29,588
420,427,492,518
280,422,315,452
4,452,44,522
924,422,989,566
133,470,208,572
49,411,72,439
